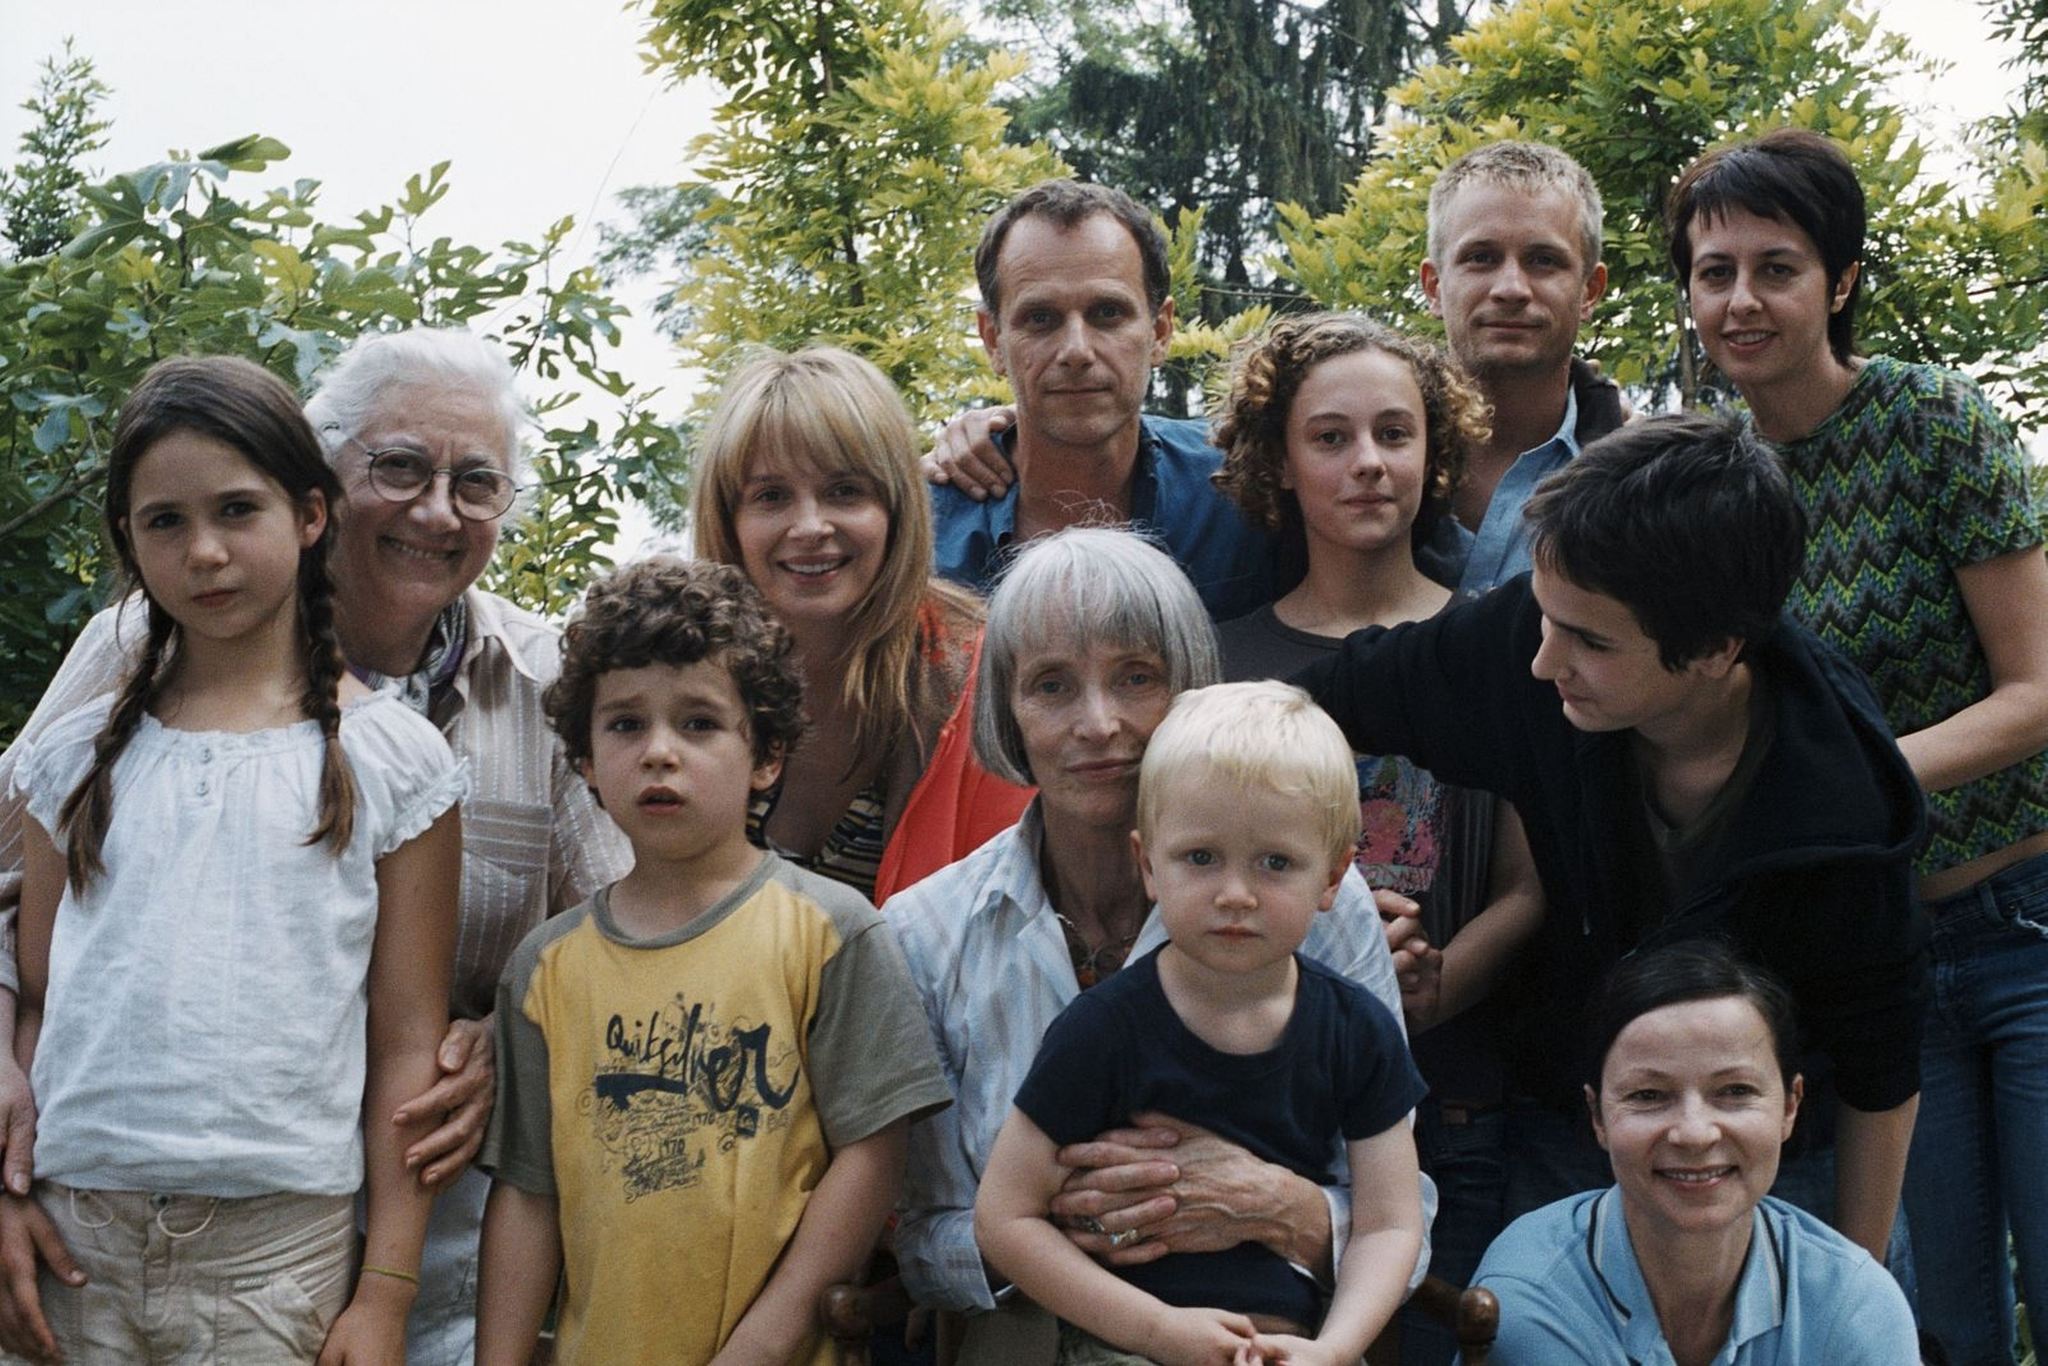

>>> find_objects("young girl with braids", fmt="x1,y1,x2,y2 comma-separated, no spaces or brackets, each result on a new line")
6,356,464,1362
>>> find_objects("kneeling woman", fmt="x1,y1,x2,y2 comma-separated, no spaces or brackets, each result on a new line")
1471,942,1917,1365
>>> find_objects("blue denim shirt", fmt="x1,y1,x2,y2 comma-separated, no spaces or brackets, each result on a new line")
1471,1188,1918,1365
1424,384,1581,596
930,415,1275,621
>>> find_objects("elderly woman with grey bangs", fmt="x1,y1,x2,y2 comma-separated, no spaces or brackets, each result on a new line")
0,328,628,1363
886,526,1427,1363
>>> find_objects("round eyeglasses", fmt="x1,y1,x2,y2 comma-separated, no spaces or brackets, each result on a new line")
326,426,521,521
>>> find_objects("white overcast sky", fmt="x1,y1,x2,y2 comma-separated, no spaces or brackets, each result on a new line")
0,0,715,424
0,0,2032,459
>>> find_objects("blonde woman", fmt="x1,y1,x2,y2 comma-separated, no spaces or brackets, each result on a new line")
693,346,1025,902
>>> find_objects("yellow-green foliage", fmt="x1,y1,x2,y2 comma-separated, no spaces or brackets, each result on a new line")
644,0,1064,432
0,133,682,737
1265,0,2048,418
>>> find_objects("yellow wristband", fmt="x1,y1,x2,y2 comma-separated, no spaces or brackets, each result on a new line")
361,1264,420,1286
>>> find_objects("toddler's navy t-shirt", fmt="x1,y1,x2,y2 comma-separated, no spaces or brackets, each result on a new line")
1012,946,1425,1325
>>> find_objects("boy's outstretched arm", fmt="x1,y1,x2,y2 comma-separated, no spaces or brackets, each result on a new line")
1248,1124,1422,1366
977,1107,1256,1366
475,1182,562,1366
711,1119,911,1366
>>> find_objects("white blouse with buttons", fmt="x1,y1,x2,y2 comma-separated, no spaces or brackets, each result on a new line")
10,690,467,1197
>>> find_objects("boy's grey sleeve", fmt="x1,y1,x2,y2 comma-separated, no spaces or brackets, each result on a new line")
809,916,956,1151
479,942,558,1195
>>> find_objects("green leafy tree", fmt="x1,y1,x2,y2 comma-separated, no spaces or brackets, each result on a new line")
994,0,1466,295
983,0,1479,412
0,41,111,260
0,121,681,739
595,183,721,343
1986,0,2048,138
1267,0,2048,421
637,0,1064,447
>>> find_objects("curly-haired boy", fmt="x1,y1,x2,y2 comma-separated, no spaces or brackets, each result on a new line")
475,557,952,1366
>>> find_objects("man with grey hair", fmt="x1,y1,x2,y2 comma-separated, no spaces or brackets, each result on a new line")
929,178,1275,620
1418,139,1623,591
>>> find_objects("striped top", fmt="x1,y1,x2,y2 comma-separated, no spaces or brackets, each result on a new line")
1773,356,2048,874
748,777,887,902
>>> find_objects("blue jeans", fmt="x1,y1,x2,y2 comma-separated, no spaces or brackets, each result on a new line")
1399,1101,1507,1366
1501,1098,1609,1225
1902,850,2048,1366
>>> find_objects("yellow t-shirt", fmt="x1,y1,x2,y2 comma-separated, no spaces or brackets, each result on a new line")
483,853,952,1365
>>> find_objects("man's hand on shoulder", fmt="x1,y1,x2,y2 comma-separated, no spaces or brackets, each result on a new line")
922,407,1017,500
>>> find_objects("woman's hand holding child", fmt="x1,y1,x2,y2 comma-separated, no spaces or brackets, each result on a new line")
393,1016,497,1188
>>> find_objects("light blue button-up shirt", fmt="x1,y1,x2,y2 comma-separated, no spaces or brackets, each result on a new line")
1471,1187,1918,1364
1433,384,1582,596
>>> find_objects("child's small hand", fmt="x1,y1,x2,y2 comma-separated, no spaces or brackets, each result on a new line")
316,1278,413,1365
1377,892,1443,1029
1139,1304,1258,1365
1239,1331,1341,1366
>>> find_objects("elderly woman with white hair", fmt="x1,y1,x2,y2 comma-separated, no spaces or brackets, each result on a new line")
887,526,1427,1363
0,328,628,1363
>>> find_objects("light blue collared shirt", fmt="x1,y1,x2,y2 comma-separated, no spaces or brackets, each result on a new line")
887,801,1432,1313
1470,1187,1919,1364
1442,383,1581,596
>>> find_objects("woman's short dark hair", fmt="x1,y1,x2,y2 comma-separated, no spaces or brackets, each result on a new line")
1587,940,1801,1091
1667,128,1866,366
1523,411,1805,670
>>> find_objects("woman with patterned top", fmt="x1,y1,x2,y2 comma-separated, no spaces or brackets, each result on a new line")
692,346,1027,904
1670,128,2048,1366
0,327,634,1363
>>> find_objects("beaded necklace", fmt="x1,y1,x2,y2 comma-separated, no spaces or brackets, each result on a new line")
1052,908,1142,989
